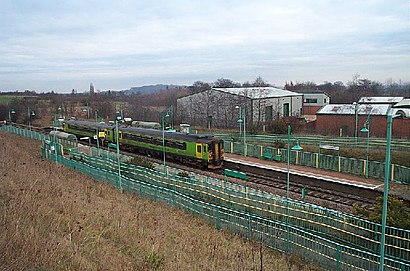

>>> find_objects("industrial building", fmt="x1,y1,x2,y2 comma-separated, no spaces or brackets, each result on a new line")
176,87,303,129
315,97,410,138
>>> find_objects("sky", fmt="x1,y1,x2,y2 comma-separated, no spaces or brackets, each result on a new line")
0,0,409,93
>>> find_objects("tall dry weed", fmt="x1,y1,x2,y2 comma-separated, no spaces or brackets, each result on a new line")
0,132,322,271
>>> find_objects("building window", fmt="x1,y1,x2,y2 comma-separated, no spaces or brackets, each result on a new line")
283,103,290,117
265,105,273,121
324,98,327,103
304,98,318,104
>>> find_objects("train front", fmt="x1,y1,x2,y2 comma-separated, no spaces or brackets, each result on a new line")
207,139,224,169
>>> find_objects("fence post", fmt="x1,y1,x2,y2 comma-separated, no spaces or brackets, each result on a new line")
216,207,221,229
338,156,341,172
247,213,252,240
391,164,395,181
336,244,341,271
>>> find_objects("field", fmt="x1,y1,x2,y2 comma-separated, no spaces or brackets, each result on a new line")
0,132,322,271
0,95,23,105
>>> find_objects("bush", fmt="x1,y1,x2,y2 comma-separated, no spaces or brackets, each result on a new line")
266,120,287,134
177,171,190,178
128,156,155,169
353,196,410,229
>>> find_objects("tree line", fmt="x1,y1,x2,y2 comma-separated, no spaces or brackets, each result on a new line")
1,75,408,128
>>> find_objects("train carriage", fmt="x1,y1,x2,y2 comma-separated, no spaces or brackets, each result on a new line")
63,120,114,142
63,120,224,169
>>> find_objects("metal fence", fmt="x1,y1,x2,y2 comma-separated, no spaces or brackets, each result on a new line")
216,133,410,152
41,147,410,271
1,125,50,141
2,125,410,270
224,141,410,184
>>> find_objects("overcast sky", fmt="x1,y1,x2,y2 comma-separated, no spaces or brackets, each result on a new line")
0,0,409,93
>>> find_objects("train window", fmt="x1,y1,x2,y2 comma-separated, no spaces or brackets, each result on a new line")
197,145,202,153
204,145,207,153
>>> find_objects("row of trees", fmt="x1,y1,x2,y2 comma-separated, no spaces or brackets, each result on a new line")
284,75,410,103
189,76,270,93
188,75,409,104
1,75,408,129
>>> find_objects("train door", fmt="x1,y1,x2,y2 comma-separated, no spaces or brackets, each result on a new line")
195,143,202,159
118,130,123,142
214,142,220,160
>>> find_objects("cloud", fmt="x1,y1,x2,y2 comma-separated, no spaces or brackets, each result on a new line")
0,0,409,92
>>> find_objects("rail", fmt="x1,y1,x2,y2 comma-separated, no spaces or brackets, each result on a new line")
2,125,410,270
40,148,409,271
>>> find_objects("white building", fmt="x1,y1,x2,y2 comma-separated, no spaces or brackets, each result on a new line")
176,87,303,129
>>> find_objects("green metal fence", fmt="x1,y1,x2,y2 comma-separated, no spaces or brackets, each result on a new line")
216,133,410,152
1,125,50,141
40,147,410,271
224,141,410,184
3,125,410,270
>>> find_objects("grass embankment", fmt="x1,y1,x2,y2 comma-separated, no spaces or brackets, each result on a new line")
0,95,23,105
0,132,321,271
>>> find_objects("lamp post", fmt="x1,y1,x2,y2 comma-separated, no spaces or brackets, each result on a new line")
286,125,303,199
57,102,64,121
285,124,303,253
115,115,123,193
57,106,62,121
83,103,89,119
243,107,246,157
235,106,246,157
162,112,170,174
236,106,242,138
354,102,359,146
360,114,370,178
28,107,35,129
379,112,399,271
8,108,15,122
287,125,291,199
168,105,174,131
95,111,100,154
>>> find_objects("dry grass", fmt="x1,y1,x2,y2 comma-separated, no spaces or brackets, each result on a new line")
0,131,322,271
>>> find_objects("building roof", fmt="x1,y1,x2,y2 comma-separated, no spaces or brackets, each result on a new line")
393,98,410,108
316,104,391,115
391,108,410,118
358,97,404,104
212,87,301,99
295,89,329,95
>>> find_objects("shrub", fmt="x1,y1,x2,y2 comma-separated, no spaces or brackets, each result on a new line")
353,196,410,229
128,156,154,169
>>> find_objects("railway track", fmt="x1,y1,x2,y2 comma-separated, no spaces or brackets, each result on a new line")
224,159,381,211
138,154,378,212
11,123,382,212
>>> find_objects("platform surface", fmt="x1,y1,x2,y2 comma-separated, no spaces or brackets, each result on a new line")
225,153,383,190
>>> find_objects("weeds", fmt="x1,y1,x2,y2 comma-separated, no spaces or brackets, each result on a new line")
0,131,322,271
145,251,165,270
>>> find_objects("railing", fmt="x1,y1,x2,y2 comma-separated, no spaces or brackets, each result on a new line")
224,141,410,184
1,124,49,141
3,125,410,270
41,148,410,271
215,133,410,152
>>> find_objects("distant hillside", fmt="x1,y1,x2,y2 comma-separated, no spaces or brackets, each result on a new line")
123,84,184,95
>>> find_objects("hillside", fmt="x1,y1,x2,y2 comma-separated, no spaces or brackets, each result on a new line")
123,84,185,95
0,132,321,271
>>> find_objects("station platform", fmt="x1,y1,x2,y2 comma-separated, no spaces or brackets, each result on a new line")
225,153,384,190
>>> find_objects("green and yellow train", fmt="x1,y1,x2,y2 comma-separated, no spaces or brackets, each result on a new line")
63,120,224,169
